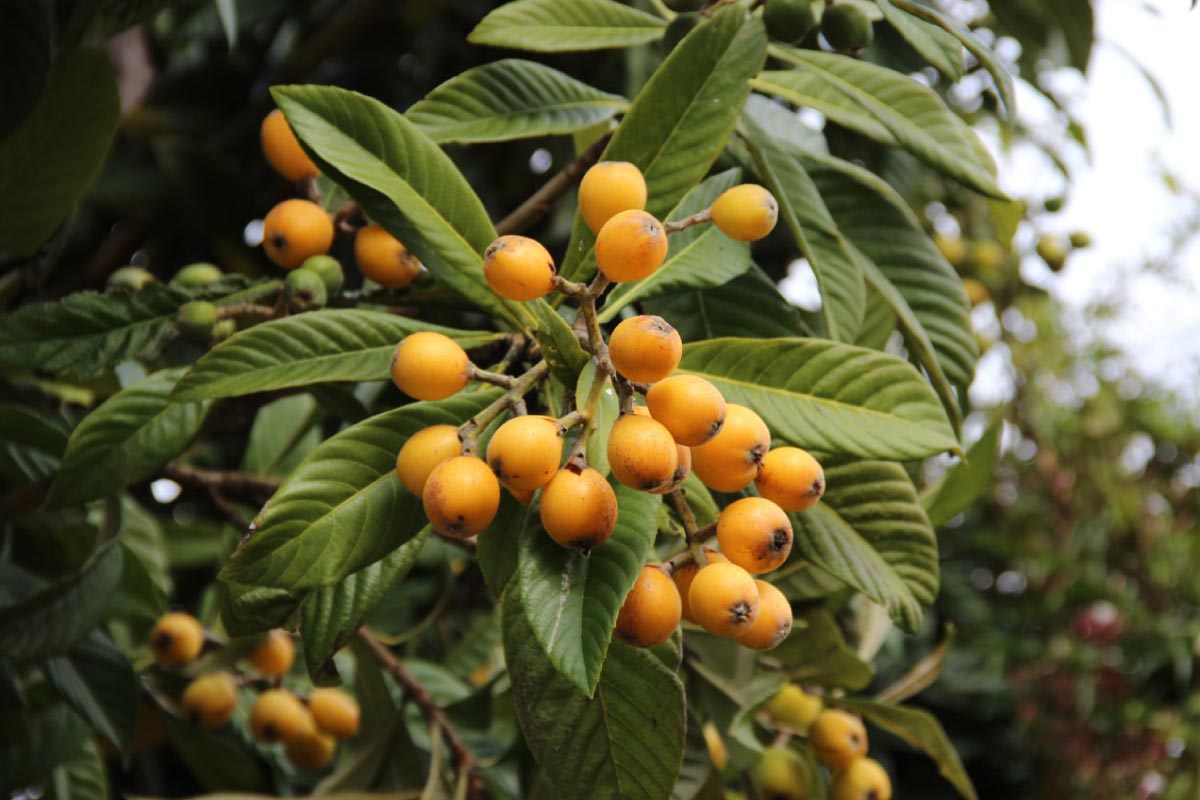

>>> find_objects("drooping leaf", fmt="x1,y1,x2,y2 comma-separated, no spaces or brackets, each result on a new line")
874,0,964,80
0,703,89,795
644,267,810,343
598,169,752,322
47,739,108,800
221,391,498,590
468,0,666,52
300,527,430,685
174,309,503,401
790,458,939,632
837,698,978,800
503,591,685,800
47,368,212,508
407,59,628,144
0,48,119,257
769,610,873,690
240,394,322,477
922,418,1002,528
158,711,273,793
213,0,237,46
0,542,123,662
41,633,138,760
678,338,958,460
271,85,532,331
220,582,301,637
754,49,1004,198
0,0,51,139
533,300,590,386
516,483,659,695
560,7,767,281
117,494,172,602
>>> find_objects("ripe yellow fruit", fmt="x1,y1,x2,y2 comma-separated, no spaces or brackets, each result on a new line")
615,564,682,648
308,688,361,739
285,730,337,772
688,561,760,638
609,315,682,384
809,709,869,770
249,688,315,744
717,497,793,574
150,612,205,668
483,235,556,301
248,628,295,678
736,580,792,651
830,757,892,800
396,425,462,495
486,415,563,493
509,485,536,505
962,277,989,307
651,443,691,495
180,672,238,730
755,447,825,512
672,548,728,623
702,721,729,771
691,404,771,493
261,109,319,182
754,746,808,800
354,225,422,289
595,210,668,283
390,332,470,401
422,455,501,538
262,199,334,270
539,467,618,550
766,684,823,732
646,375,727,446
710,184,778,242
578,161,648,233
607,413,679,491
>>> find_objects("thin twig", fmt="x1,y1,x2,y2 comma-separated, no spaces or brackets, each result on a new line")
162,462,281,497
663,208,713,234
357,628,485,800
458,360,551,455
494,133,613,236
206,484,252,532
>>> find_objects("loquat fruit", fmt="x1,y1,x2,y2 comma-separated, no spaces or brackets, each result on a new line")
763,0,818,44
650,442,691,495
754,746,809,800
736,580,793,651
688,561,760,638
646,374,726,446
262,199,334,270
170,262,223,288
809,709,869,770
710,184,778,242
615,564,682,648
284,267,328,311
483,235,556,301
702,721,729,771
766,684,823,733
396,424,462,495
300,254,345,296
607,413,679,492
755,447,825,512
830,757,892,800
609,315,682,384
107,266,156,291
821,3,874,52
249,688,315,744
285,730,337,772
672,547,728,623
717,497,793,574
690,404,771,493
354,224,422,289
390,331,470,401
422,455,501,538
248,628,295,678
180,672,238,730
176,301,218,343
486,415,563,493
595,209,668,283
308,688,361,740
578,161,648,233
150,611,205,668
539,467,618,550
261,109,320,182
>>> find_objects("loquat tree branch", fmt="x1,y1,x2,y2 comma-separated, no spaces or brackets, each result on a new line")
494,132,613,236
458,360,551,455
162,462,281,497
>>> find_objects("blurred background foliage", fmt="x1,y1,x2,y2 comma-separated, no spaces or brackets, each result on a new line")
2,0,1198,798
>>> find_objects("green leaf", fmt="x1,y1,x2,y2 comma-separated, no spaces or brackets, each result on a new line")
0,703,89,795
159,711,273,793
516,484,658,695
922,418,1002,528
468,0,666,52
300,527,430,685
678,338,957,461
41,633,138,760
0,542,123,662
0,48,119,258
769,611,873,690
213,0,237,47
221,391,498,590
0,283,191,380
889,0,1015,118
47,368,212,508
836,698,977,800
47,739,108,800
503,590,685,800
560,7,767,281
174,309,502,401
407,59,628,144
739,113,865,343
241,394,321,477
533,300,590,386
791,458,938,632
475,494,531,597
0,403,68,485
598,169,752,323
754,49,1004,198
220,582,300,637
0,0,50,139
644,267,810,342
118,494,172,602
874,0,963,80
575,364,619,479
272,85,532,332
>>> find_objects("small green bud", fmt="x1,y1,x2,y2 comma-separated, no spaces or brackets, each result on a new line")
177,301,219,342
170,262,223,288
107,266,156,291
285,268,328,311
212,319,238,342
299,254,345,296
1043,195,1065,213
764,0,818,45
1068,230,1092,249
1036,235,1068,272
821,3,873,52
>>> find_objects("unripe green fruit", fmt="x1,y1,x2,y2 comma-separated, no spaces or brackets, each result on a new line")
212,319,237,342
755,746,808,800
1069,231,1092,249
300,254,345,296
1036,235,1068,272
285,268,328,311
170,262,223,288
764,0,818,44
663,13,700,54
107,266,156,291
821,4,873,52
177,301,218,342
1043,195,1065,212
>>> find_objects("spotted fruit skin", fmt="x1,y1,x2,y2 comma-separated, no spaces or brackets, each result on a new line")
607,414,679,492
688,561,760,638
422,456,501,538
483,235,556,301
717,497,794,574
486,415,563,493
609,315,682,384
615,564,682,648
539,467,619,550
595,210,668,282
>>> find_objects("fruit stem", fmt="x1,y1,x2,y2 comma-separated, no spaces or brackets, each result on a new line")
663,207,713,235
458,360,550,455
468,365,518,389
668,489,713,566
578,283,637,415
214,303,279,320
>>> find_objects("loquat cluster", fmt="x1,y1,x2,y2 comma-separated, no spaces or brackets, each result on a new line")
147,613,360,773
